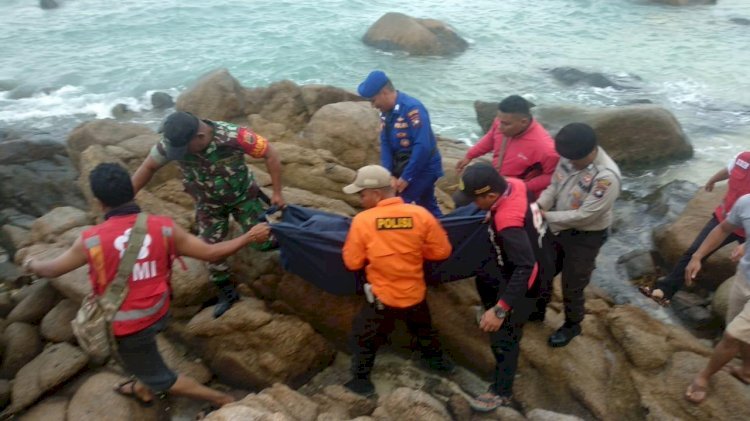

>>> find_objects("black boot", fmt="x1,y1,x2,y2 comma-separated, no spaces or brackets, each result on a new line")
344,377,375,397
548,322,582,348
213,282,239,318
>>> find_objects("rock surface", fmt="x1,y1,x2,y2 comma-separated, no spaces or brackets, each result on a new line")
363,12,468,56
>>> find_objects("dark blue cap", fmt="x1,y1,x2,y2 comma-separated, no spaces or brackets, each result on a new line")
357,70,389,98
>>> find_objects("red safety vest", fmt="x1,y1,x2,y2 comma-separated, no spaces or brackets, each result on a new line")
714,151,750,238
82,213,174,336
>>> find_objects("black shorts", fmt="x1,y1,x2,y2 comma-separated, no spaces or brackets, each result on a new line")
115,314,178,393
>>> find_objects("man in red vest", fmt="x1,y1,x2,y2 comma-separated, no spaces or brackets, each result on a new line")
640,151,750,306
23,163,271,408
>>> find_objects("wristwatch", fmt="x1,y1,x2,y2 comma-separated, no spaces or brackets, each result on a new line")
492,305,507,319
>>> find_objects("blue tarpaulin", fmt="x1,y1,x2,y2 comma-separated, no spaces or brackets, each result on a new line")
268,204,493,296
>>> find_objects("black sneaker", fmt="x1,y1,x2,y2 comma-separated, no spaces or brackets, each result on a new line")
213,283,240,318
344,378,375,397
548,323,582,348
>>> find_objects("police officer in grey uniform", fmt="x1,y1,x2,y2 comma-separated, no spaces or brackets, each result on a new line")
536,123,621,347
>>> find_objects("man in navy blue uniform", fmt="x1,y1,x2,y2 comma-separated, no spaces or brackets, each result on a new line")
358,70,444,217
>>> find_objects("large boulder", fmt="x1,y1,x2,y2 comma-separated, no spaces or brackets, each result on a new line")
535,104,693,169
302,101,381,170
273,143,359,207
169,256,212,308
653,185,736,288
67,371,163,420
150,92,174,110
6,278,59,325
711,275,734,323
29,206,91,244
66,119,152,170
0,323,43,379
17,396,67,421
7,343,88,413
184,299,335,390
155,335,212,384
375,387,450,421
547,67,631,90
363,13,468,56
40,299,77,343
176,68,247,121
245,80,311,134
473,100,498,134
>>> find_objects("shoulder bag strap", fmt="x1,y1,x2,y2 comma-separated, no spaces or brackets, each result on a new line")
100,213,149,314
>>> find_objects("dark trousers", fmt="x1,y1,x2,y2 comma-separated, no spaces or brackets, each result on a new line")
400,175,442,217
655,214,744,299
350,300,443,379
475,275,533,397
555,229,607,325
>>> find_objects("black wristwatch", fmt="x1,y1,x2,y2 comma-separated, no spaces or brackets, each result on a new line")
492,305,507,319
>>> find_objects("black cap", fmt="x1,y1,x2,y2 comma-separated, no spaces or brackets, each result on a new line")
161,111,200,160
452,163,508,207
555,122,597,160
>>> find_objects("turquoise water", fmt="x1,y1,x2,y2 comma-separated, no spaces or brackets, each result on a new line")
1,0,748,310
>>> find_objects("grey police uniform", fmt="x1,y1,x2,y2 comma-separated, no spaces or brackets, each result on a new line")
536,146,621,324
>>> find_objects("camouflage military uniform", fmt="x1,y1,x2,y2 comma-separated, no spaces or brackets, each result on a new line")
150,120,271,286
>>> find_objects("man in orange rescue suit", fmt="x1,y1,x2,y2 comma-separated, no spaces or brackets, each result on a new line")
341,165,454,397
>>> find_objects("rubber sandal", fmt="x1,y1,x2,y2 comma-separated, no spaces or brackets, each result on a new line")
685,380,708,404
638,286,670,307
468,393,512,412
114,377,154,408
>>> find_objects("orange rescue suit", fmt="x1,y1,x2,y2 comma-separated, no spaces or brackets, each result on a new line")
342,197,452,308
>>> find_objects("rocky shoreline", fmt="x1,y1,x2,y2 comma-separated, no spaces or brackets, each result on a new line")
1,68,748,420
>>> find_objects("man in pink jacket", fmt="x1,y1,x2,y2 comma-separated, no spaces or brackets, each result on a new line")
456,95,559,199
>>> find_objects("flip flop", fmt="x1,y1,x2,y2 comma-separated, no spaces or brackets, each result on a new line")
638,286,670,307
685,379,708,404
469,393,512,412
114,377,154,408
727,365,750,385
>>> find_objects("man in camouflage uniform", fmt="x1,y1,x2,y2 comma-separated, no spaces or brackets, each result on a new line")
132,111,285,317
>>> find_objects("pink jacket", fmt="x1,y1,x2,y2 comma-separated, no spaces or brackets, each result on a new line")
465,118,559,198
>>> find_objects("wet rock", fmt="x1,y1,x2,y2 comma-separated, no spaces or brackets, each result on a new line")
548,67,631,90
29,206,91,244
150,91,174,110
363,12,468,56
730,17,750,26
535,104,692,169
0,155,86,218
653,185,736,288
473,100,498,134
0,323,42,379
39,0,58,9
640,179,698,220
40,299,77,343
617,249,657,280
17,396,67,421
176,68,247,121
66,119,152,170
375,387,450,421
184,299,335,390
6,279,59,325
1,224,31,256
110,103,135,120
302,101,380,170
67,371,163,420
50,265,90,303
7,343,88,413
0,138,66,165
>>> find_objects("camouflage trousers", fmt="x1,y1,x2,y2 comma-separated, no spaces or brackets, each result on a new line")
196,196,269,286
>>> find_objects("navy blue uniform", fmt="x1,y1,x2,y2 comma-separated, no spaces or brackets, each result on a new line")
380,92,444,217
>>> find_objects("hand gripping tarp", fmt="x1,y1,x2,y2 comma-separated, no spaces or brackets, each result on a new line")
267,204,492,296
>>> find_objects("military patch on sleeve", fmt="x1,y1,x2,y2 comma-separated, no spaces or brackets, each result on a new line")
592,178,612,199
376,217,413,230
407,109,421,128
238,127,269,158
